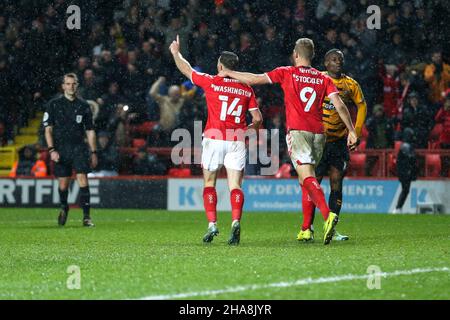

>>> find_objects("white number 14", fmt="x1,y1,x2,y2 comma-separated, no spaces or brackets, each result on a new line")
219,95,242,123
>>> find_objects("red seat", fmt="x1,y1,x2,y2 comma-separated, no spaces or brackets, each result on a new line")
349,153,366,176
361,125,369,140
131,121,158,136
428,141,441,149
425,154,441,177
275,163,292,178
132,138,146,148
394,141,402,153
428,124,443,149
168,168,191,177
358,140,367,151
387,153,397,176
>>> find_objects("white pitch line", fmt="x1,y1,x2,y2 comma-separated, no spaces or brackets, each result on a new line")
139,267,449,300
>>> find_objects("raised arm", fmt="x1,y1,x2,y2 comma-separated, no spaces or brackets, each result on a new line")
169,35,194,80
149,76,165,101
329,93,358,149
219,70,271,86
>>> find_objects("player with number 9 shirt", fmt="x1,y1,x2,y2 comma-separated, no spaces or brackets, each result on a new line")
219,38,358,244
169,35,263,245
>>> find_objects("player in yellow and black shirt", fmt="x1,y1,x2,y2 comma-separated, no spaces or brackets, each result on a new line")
300,49,367,242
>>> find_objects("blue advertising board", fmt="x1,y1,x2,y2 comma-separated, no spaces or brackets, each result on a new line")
168,178,449,213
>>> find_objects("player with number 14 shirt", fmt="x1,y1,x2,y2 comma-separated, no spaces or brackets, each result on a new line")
169,35,262,246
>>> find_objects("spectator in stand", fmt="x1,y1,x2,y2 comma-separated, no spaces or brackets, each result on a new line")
149,76,186,146
381,10,400,45
122,59,146,107
239,33,258,72
435,92,450,149
435,92,450,176
347,48,377,107
401,92,434,148
392,128,417,214
9,145,47,178
192,22,212,62
97,82,127,131
366,104,395,149
156,14,193,57
317,28,339,59
75,57,90,85
107,103,138,147
0,121,7,147
88,131,119,177
132,147,167,175
381,33,408,66
424,49,450,106
397,2,416,54
381,64,400,118
138,40,164,85
258,26,284,70
365,104,395,175
96,50,123,88
78,69,102,101
315,0,346,22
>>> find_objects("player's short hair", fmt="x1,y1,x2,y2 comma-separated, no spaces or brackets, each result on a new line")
219,51,239,70
294,38,315,60
325,48,344,60
62,73,78,84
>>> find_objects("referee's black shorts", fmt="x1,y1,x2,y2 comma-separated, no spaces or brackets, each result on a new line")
315,137,350,177
54,145,91,177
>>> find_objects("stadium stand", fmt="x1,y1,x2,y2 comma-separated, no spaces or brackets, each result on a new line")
0,1,448,178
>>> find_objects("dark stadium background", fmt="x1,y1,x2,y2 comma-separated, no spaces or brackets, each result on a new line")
0,0,449,178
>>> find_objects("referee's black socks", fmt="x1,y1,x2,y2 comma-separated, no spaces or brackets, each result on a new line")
79,187,91,219
59,188,69,212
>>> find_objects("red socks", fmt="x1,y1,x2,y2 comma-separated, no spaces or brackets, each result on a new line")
204,187,244,223
230,188,244,221
203,187,217,223
302,176,330,220
301,185,315,231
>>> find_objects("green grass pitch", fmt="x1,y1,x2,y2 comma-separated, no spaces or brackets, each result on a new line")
0,208,449,300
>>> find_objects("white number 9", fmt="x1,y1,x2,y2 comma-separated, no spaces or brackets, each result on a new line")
300,87,316,112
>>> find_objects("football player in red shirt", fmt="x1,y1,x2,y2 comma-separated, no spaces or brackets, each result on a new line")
219,38,358,244
170,35,263,245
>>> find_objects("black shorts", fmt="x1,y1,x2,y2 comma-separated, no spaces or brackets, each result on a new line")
54,145,91,177
315,137,350,177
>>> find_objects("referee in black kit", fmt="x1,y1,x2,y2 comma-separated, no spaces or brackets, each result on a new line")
43,73,97,227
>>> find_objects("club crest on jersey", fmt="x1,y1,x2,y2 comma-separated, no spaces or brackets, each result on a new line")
324,102,335,110
76,115,83,123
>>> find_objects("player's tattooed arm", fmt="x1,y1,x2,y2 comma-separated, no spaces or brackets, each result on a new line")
169,34,193,80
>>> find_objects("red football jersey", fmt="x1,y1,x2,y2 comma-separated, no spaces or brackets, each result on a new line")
192,70,258,141
265,66,339,133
